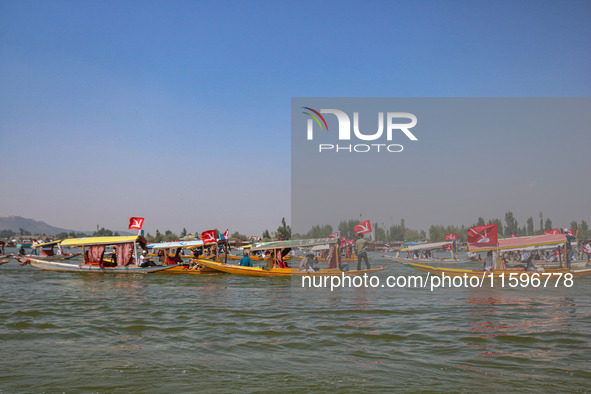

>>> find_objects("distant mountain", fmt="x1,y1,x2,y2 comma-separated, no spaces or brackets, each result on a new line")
0,216,135,237
0,216,80,236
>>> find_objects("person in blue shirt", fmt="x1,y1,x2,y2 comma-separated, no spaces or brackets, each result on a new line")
239,251,253,267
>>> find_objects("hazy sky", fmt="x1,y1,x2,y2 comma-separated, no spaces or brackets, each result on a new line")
1,1,590,236
292,98,591,234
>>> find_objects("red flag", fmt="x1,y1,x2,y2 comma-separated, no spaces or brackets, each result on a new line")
442,243,452,250
327,232,339,239
347,239,354,246
224,229,229,240
467,224,498,245
543,228,560,235
201,230,217,244
444,233,458,241
510,233,517,238
340,236,347,247
564,228,575,236
128,217,144,230
354,220,372,235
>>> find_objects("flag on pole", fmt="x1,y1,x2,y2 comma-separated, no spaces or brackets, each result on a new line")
467,224,498,245
201,230,217,244
442,243,452,250
327,232,339,238
543,228,560,235
354,220,372,235
223,229,229,240
128,217,144,230
444,233,458,241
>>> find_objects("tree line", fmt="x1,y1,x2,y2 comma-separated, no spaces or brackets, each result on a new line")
295,211,591,243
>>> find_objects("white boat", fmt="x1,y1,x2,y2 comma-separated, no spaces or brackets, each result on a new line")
20,235,178,274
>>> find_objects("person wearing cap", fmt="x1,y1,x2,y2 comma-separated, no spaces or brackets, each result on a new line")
139,250,157,267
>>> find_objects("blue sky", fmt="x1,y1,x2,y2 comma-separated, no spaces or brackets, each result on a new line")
1,0,590,235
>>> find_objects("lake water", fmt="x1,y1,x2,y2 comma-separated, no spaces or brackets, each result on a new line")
1,253,590,392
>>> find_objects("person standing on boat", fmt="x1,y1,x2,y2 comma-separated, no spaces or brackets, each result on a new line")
354,233,371,270
483,250,494,272
239,250,252,267
584,242,591,264
563,229,576,269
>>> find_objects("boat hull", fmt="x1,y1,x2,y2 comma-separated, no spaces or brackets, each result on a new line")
197,259,388,277
25,257,179,273
154,264,223,274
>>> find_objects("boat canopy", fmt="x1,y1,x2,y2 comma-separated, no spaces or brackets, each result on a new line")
32,240,61,248
149,240,207,250
468,233,567,253
250,237,338,251
402,241,452,252
60,235,147,247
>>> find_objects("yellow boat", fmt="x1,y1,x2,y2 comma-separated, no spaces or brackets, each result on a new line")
197,238,388,277
149,239,225,274
197,259,388,277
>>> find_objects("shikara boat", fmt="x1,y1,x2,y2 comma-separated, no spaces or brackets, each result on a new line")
20,236,177,273
26,240,82,261
403,234,591,279
197,238,388,277
149,240,223,274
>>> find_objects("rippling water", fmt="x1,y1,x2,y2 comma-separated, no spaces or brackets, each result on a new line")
1,254,590,392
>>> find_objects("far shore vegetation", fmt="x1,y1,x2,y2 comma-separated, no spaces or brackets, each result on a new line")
2,212,589,244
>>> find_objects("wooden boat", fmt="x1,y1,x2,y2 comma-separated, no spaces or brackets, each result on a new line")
197,238,388,277
403,233,591,279
149,239,224,274
24,240,82,261
1,257,11,265
20,235,178,274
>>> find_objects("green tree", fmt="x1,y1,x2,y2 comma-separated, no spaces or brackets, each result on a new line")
262,229,271,240
504,211,519,236
544,218,553,231
163,230,178,242
154,229,163,243
304,224,333,239
338,219,360,240
526,217,534,236
580,220,589,239
276,218,291,240
487,218,503,236
477,217,485,226
180,228,187,238
539,211,544,234
231,231,248,241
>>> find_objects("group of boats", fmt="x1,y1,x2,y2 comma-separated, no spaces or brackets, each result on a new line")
381,233,591,279
2,231,591,280
3,235,387,277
